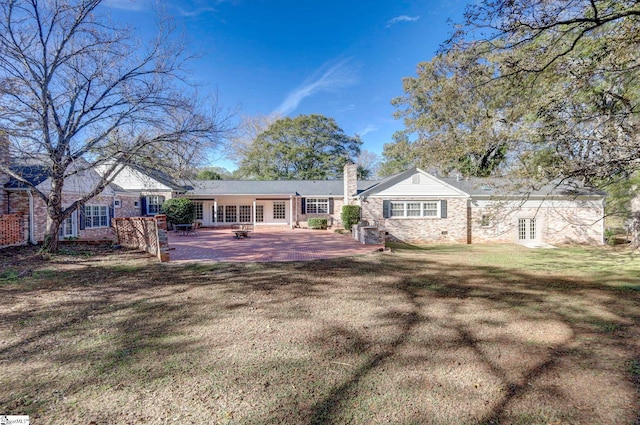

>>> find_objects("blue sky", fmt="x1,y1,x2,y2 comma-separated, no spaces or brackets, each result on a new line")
102,0,468,170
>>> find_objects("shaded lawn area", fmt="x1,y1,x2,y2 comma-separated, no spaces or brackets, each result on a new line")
0,243,639,424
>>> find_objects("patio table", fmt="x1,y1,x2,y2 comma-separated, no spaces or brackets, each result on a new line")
175,224,193,235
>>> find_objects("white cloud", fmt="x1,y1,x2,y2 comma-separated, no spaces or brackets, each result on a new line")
386,15,420,27
358,124,378,136
274,58,358,116
173,5,218,17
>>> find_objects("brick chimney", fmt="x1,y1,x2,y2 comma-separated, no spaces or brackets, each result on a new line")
0,132,9,214
343,163,358,205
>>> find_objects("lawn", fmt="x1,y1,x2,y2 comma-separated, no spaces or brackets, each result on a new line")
1,243,639,424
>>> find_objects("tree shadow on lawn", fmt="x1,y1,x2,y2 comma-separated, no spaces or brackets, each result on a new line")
246,255,640,424
0,247,638,424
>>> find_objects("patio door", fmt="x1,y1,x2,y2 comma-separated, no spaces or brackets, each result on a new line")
518,218,537,241
59,211,77,238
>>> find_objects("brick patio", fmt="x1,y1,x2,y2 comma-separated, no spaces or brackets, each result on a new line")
167,227,382,262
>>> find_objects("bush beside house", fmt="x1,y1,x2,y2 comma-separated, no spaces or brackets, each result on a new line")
308,218,328,230
161,198,195,225
341,205,361,231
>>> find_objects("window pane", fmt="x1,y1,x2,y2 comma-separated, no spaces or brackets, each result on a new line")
423,202,438,217
255,205,264,223
390,202,405,217
193,202,203,220
306,198,328,214
239,205,252,222
273,202,286,219
407,203,421,217
225,205,237,223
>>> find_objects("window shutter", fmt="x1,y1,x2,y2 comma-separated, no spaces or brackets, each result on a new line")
109,205,114,226
328,198,334,214
301,198,306,214
383,200,390,219
441,200,447,218
140,197,147,215
79,204,86,230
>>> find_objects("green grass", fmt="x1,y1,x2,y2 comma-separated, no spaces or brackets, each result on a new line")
0,243,638,424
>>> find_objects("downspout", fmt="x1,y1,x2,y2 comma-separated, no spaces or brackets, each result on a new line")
27,189,36,244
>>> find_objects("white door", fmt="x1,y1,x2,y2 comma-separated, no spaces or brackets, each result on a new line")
518,218,537,241
59,211,77,238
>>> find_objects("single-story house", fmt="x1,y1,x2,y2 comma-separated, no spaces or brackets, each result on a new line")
2,150,605,245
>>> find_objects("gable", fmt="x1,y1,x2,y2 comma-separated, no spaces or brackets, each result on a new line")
364,169,468,198
96,164,174,191
36,166,116,196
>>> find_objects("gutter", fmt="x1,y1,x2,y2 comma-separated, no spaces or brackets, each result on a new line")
27,189,36,244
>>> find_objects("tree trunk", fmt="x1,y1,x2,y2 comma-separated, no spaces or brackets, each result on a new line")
41,218,62,252
631,195,640,248
41,175,65,253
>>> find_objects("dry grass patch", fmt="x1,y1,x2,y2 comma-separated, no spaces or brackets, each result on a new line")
0,243,639,424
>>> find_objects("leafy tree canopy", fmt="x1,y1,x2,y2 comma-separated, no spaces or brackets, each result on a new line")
391,0,640,243
195,167,233,180
236,114,362,180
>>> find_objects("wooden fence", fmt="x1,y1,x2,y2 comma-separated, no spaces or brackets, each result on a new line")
112,215,169,262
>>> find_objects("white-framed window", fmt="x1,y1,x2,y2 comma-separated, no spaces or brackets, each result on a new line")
388,201,444,218
406,202,421,217
390,202,406,217
114,199,121,208
85,205,109,228
193,201,203,220
134,200,139,208
422,202,438,217
273,201,286,220
480,214,491,227
255,205,264,223
239,205,252,222
146,195,165,215
306,198,329,214
225,205,237,223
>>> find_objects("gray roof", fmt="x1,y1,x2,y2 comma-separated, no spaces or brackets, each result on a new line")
440,177,605,198
5,164,50,188
184,179,381,197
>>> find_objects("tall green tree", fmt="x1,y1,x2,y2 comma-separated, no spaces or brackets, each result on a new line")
237,114,362,180
392,49,518,177
379,132,418,177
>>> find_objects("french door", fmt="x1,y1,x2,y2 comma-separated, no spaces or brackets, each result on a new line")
518,218,537,241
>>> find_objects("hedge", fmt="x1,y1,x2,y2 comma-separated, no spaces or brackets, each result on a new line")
161,198,195,225
308,217,328,230
341,205,361,231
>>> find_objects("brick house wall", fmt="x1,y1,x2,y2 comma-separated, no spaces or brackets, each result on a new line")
28,193,118,242
294,196,344,228
361,197,469,243
115,194,142,218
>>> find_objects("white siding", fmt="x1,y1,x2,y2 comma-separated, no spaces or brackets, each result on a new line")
95,164,173,191
374,171,467,198
37,167,115,196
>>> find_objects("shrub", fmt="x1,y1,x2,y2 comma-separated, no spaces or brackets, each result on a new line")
308,218,328,230
341,205,361,231
161,198,195,225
